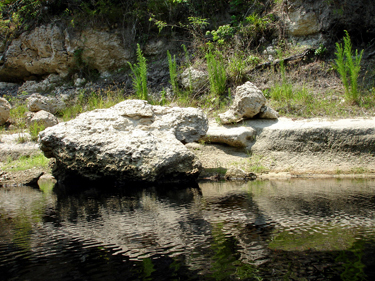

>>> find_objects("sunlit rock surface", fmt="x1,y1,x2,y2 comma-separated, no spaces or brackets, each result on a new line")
39,100,208,184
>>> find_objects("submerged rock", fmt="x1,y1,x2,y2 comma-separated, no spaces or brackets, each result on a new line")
39,100,208,185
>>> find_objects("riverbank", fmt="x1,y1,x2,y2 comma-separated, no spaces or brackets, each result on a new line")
189,117,375,180
1,116,374,186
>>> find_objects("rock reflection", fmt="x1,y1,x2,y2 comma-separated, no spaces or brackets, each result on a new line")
1,178,375,280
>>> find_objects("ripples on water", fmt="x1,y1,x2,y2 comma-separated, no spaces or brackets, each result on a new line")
1,179,375,280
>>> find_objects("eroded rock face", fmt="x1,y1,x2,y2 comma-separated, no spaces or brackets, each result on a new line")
0,24,133,81
282,0,375,45
0,97,11,125
27,93,65,114
39,100,209,184
219,82,278,124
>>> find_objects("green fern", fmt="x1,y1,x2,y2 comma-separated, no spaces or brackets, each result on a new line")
128,44,148,100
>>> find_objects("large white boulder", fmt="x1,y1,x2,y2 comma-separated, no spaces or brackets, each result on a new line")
219,82,278,124
0,97,11,125
27,93,65,114
39,100,209,184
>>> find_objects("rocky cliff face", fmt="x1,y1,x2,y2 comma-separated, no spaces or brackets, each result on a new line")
0,0,374,83
283,0,375,44
0,23,135,81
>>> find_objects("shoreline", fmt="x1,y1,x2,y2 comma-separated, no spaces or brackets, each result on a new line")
1,116,375,186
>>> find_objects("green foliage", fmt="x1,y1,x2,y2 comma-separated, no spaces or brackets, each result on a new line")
62,89,125,121
315,44,327,58
167,50,179,94
28,122,45,142
335,31,364,103
206,51,227,96
226,52,260,84
128,44,148,100
206,24,235,44
2,152,49,172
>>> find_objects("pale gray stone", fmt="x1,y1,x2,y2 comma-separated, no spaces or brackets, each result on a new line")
219,82,278,124
180,67,208,91
0,97,11,125
25,110,58,128
27,93,65,114
201,126,256,148
39,100,209,184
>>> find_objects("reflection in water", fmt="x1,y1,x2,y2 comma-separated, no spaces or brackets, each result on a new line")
1,179,375,280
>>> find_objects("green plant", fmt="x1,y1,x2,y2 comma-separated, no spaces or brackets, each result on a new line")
2,152,49,171
28,122,46,142
128,44,148,100
167,50,179,94
206,51,227,96
315,44,327,58
206,24,235,44
335,31,364,103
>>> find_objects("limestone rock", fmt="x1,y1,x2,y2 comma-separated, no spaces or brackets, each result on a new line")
219,82,277,124
201,126,256,148
224,168,256,181
18,74,64,94
287,10,320,36
39,100,209,184
180,67,208,91
25,110,58,128
258,105,279,119
0,24,133,81
0,82,18,89
0,97,11,125
27,93,65,114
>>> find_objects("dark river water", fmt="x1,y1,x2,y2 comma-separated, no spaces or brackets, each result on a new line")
1,178,375,280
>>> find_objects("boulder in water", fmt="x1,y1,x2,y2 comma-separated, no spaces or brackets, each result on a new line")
39,100,208,185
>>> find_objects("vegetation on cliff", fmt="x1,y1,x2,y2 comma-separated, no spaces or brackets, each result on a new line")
0,0,375,139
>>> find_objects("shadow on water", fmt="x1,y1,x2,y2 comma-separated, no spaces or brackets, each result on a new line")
1,178,375,280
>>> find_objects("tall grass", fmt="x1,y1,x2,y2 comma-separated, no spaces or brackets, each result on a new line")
61,89,125,121
206,51,227,96
3,153,49,172
335,31,364,103
167,50,179,95
128,44,148,100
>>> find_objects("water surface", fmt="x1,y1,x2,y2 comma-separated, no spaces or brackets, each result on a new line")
1,179,375,280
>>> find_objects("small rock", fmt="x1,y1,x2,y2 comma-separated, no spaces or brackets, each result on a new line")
224,167,256,181
258,105,279,119
27,93,65,114
25,110,59,129
74,78,86,87
180,67,208,91
0,97,11,125
201,126,256,147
